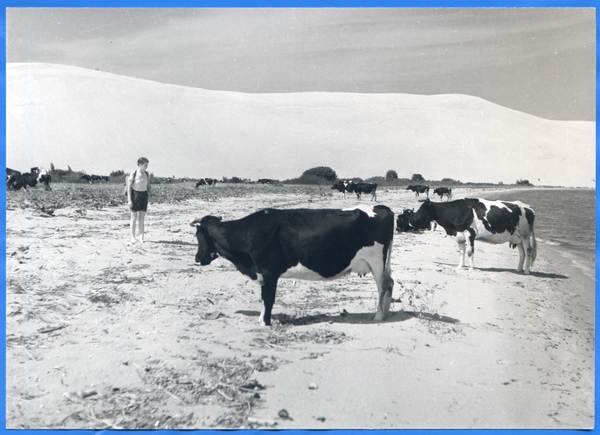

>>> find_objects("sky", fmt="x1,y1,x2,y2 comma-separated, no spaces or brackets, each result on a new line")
5,7,596,121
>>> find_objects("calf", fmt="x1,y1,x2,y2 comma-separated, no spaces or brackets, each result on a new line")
347,182,378,201
407,185,429,198
433,187,452,200
409,198,537,274
191,205,395,325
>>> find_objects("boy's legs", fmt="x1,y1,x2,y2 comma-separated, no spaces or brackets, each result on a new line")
138,211,146,243
130,211,138,242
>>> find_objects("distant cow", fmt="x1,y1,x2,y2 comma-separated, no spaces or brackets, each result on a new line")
6,168,21,190
407,185,429,198
196,178,218,188
81,174,103,183
190,205,395,326
331,180,351,198
347,182,378,201
257,178,279,185
433,187,452,200
7,167,52,191
409,198,537,274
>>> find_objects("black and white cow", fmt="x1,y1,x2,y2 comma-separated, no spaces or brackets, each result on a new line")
395,209,414,232
196,178,218,188
257,178,279,185
347,182,378,201
409,198,537,274
331,180,351,198
433,187,452,200
7,167,52,191
6,168,21,190
407,185,429,198
190,205,395,325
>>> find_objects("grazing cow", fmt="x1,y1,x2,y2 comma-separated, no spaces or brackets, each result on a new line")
196,178,218,188
7,167,52,191
331,180,351,198
407,185,429,198
190,205,395,326
409,199,537,274
433,187,452,201
6,168,21,190
396,209,414,232
407,184,429,197
258,178,279,185
36,170,52,190
347,182,378,201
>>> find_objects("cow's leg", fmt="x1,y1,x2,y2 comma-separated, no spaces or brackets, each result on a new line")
516,242,526,273
456,234,467,269
258,277,278,326
371,243,394,321
517,239,533,275
466,229,476,270
372,268,393,321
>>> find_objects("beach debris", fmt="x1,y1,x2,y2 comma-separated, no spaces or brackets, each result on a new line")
202,311,223,320
277,409,293,420
81,390,98,399
300,352,328,360
308,383,318,390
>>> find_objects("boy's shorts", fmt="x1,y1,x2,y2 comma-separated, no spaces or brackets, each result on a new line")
131,190,149,212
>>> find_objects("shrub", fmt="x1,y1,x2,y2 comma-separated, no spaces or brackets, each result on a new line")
301,166,337,182
411,173,425,183
386,170,398,180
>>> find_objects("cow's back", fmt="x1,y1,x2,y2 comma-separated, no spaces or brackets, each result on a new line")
231,207,393,279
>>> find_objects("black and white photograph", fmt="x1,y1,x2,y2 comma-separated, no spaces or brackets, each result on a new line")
5,7,595,430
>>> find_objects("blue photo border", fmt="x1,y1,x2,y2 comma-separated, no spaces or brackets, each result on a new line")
0,2,597,435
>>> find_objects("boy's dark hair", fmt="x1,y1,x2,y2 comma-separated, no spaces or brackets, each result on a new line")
137,157,149,165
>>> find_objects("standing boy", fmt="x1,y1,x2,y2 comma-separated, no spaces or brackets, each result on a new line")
127,157,151,243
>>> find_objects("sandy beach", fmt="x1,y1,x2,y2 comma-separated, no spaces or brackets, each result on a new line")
5,186,594,429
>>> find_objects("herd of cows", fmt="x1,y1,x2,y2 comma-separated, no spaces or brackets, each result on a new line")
6,167,53,191
331,181,453,202
189,188,537,325
4,169,281,191
6,166,536,326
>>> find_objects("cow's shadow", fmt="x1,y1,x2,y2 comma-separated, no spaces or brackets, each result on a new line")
235,310,460,326
434,262,569,279
154,240,197,246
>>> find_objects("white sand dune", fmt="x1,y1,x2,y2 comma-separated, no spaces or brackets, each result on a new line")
6,62,595,187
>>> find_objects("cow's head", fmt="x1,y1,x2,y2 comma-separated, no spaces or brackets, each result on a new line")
396,208,414,232
409,199,434,230
190,216,221,265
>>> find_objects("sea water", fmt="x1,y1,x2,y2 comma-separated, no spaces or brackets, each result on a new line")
482,189,595,276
